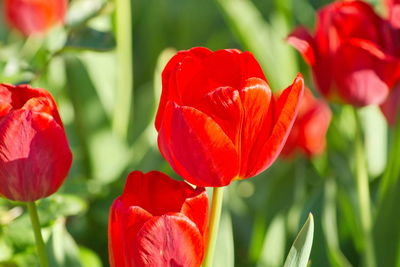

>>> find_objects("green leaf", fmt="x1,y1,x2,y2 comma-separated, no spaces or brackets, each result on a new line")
79,247,102,267
89,129,130,184
0,235,13,262
284,213,314,267
322,179,352,267
215,0,298,90
374,177,400,267
359,105,387,178
65,27,115,52
212,211,235,267
46,219,82,267
257,214,286,267
66,0,109,28
38,194,88,223
5,214,35,248
129,48,176,166
80,52,116,118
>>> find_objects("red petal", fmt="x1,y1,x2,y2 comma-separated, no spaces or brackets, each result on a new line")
241,74,304,178
155,47,212,130
120,171,206,217
174,50,265,106
298,99,332,157
194,86,242,144
0,110,72,201
158,102,238,187
5,0,67,36
156,48,266,131
108,199,152,267
315,1,384,53
202,50,266,89
0,84,63,126
380,83,400,126
334,40,399,106
388,3,400,28
132,214,204,267
181,188,209,236
282,89,332,157
287,27,316,65
238,78,273,177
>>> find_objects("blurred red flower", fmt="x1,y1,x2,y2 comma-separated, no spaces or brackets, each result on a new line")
381,83,400,126
380,0,400,126
0,84,72,201
386,0,400,28
108,171,208,267
155,47,304,187
5,0,67,36
288,0,400,107
282,88,332,158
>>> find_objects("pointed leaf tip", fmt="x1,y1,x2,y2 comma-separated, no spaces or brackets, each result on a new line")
283,213,314,267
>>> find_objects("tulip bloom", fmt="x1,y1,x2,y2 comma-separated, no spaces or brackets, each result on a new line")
282,88,332,158
5,0,67,36
108,171,208,267
380,0,400,126
381,83,400,126
0,84,72,202
288,0,400,107
386,0,400,28
155,47,304,187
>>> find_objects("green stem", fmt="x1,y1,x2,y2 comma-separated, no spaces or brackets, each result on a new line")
113,0,133,140
378,116,400,205
27,202,49,267
352,108,376,267
203,187,224,267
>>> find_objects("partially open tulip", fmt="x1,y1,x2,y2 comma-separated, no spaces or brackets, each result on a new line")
5,0,67,36
0,84,72,202
288,0,400,107
282,88,332,158
155,47,304,187
108,171,208,267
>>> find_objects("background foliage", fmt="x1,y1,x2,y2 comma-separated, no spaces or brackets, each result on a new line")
0,0,397,266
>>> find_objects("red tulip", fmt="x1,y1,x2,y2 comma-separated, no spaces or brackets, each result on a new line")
288,0,400,107
282,88,332,158
386,0,400,28
155,47,304,187
0,84,72,202
108,171,208,267
380,0,400,126
380,83,400,126
5,0,67,36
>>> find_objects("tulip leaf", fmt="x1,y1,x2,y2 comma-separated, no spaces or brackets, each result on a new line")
46,219,82,267
129,48,176,166
89,129,130,183
79,246,102,267
322,178,352,267
283,213,314,267
65,27,116,52
80,52,116,118
0,235,13,262
215,0,298,90
38,194,88,224
66,0,110,28
359,105,387,178
5,213,35,247
257,213,286,267
213,211,235,267
374,177,400,267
